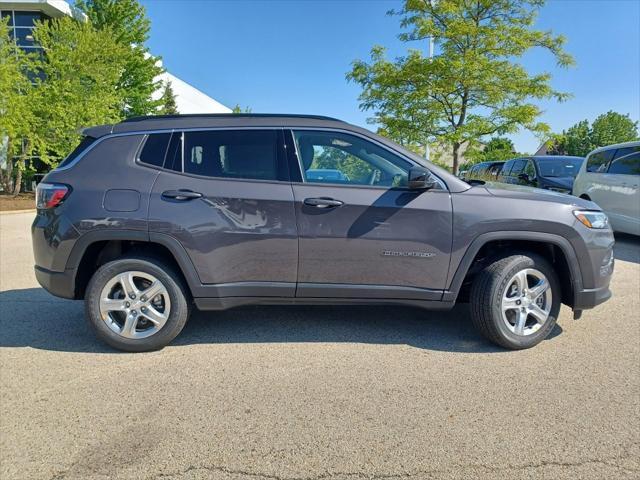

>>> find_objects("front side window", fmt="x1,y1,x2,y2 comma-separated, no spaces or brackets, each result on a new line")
292,130,411,187
586,150,615,173
608,146,640,175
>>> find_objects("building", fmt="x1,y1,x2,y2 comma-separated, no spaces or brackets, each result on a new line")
0,0,231,114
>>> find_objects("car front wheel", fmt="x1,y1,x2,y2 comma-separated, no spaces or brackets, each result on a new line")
470,253,561,349
85,257,190,352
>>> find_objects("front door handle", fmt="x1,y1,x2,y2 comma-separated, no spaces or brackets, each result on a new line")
303,197,344,208
162,189,203,201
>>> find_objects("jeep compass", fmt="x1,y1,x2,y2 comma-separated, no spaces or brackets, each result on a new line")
32,114,614,352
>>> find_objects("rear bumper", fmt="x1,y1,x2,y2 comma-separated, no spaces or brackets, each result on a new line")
573,285,612,310
34,265,76,299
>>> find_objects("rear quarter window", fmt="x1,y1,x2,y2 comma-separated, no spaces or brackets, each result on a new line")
138,133,171,168
56,136,96,169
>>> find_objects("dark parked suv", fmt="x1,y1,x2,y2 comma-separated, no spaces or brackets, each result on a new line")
498,156,585,193
32,114,614,352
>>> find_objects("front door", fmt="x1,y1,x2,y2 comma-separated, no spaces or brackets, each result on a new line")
288,129,453,301
148,129,298,297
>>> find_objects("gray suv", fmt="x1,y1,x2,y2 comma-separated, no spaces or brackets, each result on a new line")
32,114,614,352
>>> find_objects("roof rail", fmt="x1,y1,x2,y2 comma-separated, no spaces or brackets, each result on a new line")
121,113,344,123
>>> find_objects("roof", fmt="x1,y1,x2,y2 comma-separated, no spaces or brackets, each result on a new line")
81,113,471,193
587,140,640,155
84,114,350,137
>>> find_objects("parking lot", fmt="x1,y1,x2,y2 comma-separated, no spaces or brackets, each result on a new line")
1,211,639,480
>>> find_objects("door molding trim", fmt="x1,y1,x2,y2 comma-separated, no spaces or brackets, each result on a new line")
296,282,443,301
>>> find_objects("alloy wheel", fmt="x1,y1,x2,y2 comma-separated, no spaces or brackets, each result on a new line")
99,271,171,339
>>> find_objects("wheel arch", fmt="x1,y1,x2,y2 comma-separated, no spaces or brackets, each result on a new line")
67,230,201,299
444,231,583,307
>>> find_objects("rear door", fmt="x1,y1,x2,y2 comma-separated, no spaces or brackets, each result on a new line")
148,128,298,297
583,149,617,208
287,129,453,301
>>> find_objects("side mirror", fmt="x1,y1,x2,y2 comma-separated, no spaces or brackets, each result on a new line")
408,167,438,190
518,173,530,182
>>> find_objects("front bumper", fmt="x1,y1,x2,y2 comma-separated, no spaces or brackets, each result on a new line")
34,265,76,299
573,285,612,310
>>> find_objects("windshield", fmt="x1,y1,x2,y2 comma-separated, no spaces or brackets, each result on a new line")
536,157,584,177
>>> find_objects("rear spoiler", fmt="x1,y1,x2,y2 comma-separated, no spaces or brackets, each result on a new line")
80,124,114,139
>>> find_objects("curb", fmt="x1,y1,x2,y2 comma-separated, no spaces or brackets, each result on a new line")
0,209,36,215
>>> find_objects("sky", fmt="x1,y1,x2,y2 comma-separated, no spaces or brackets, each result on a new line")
141,0,640,154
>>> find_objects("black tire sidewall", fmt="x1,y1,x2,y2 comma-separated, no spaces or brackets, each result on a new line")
85,257,189,352
489,254,561,349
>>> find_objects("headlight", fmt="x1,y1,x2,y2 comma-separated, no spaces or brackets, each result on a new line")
573,210,609,229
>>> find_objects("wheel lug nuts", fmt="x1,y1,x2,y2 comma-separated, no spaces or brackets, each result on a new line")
140,296,146,302
125,302,130,308
131,310,137,316
130,293,136,299
141,307,147,312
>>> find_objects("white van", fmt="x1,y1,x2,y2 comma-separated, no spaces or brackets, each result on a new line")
573,141,640,235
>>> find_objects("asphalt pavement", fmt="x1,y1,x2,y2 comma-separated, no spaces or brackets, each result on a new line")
1,211,638,480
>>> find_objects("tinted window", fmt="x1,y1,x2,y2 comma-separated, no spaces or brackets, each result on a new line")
536,157,583,177
293,130,411,187
57,136,96,169
509,160,526,175
500,160,514,176
1,11,13,26
586,150,615,172
138,133,170,168
180,130,281,180
524,160,536,178
13,11,42,27
608,147,640,175
165,132,182,172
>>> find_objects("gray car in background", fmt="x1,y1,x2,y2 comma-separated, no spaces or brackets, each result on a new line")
32,114,614,352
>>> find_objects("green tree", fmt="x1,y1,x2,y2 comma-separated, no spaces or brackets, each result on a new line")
158,80,178,115
76,0,163,116
545,113,638,156
590,111,638,150
0,18,40,194
232,104,252,113
466,137,517,164
348,0,573,174
33,17,128,164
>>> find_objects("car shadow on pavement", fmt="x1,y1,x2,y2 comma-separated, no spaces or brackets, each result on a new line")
0,287,562,354
614,233,640,264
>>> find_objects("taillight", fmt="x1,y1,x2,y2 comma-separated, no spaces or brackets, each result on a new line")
36,183,70,209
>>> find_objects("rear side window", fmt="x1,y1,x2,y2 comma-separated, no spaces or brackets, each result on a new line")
586,149,615,172
179,130,283,180
608,146,640,175
138,133,171,168
509,159,526,175
57,136,96,169
501,160,514,176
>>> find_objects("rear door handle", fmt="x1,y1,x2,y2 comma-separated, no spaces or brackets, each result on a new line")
162,189,203,201
303,197,344,208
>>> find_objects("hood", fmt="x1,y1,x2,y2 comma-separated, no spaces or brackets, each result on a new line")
482,182,597,209
539,176,574,189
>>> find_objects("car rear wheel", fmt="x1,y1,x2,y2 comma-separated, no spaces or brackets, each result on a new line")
470,253,561,349
85,257,190,352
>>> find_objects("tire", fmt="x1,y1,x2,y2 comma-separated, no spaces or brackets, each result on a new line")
85,256,190,352
470,253,561,350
